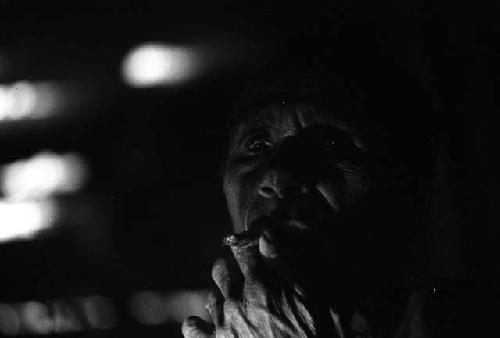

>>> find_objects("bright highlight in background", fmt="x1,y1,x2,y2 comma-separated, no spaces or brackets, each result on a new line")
122,43,199,87
80,295,117,330
0,295,116,335
0,199,59,243
1,151,87,200
129,289,209,325
0,303,20,336
0,81,64,122
129,291,166,325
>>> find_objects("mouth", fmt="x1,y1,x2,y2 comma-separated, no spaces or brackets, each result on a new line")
246,195,335,235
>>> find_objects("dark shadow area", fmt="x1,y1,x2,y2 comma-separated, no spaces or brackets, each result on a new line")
0,1,498,337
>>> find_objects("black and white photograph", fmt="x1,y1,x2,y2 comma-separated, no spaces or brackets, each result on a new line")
0,1,498,337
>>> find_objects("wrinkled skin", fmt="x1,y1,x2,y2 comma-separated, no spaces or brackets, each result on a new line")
183,102,377,337
183,237,344,337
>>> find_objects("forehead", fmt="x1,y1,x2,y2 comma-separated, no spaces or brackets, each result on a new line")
230,101,352,142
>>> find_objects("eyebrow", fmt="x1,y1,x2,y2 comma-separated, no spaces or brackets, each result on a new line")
230,121,272,151
229,107,278,146
229,101,368,151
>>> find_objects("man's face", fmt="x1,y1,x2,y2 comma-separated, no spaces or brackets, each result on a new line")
223,101,372,250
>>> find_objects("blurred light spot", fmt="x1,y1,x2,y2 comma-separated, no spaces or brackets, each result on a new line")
0,81,64,122
0,303,21,336
0,199,59,243
52,300,83,333
1,151,87,200
164,290,210,323
20,302,52,334
122,43,199,87
81,296,117,330
129,291,166,325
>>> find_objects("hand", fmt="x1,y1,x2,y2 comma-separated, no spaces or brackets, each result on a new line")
182,230,343,338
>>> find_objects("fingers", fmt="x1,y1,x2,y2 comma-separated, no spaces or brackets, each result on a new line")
206,289,224,327
258,223,322,293
211,257,243,299
222,219,294,287
224,233,263,283
182,316,213,338
221,217,314,292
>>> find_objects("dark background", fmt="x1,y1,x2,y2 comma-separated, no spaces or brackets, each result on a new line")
0,1,499,337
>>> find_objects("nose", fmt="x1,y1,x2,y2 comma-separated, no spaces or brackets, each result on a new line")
258,168,310,199
258,137,312,199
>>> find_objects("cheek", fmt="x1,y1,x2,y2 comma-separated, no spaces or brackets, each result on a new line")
223,162,264,232
222,171,258,233
223,174,242,232
317,169,370,212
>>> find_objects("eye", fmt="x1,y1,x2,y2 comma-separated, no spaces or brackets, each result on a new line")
323,138,336,148
244,136,273,155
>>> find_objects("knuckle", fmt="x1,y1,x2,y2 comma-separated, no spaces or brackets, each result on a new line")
244,280,270,304
206,289,224,316
223,299,240,318
244,274,265,290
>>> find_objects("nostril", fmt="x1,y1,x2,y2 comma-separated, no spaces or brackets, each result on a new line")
259,186,276,198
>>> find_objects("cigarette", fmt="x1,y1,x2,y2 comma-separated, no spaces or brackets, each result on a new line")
221,219,267,247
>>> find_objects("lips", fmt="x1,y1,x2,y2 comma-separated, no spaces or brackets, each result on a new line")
246,197,334,236
276,198,332,229
257,214,324,260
